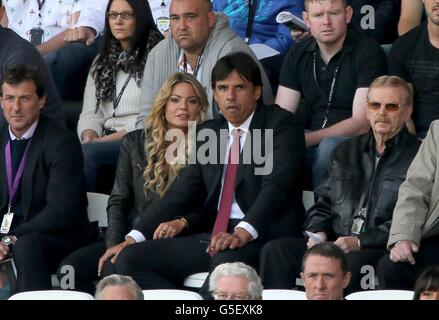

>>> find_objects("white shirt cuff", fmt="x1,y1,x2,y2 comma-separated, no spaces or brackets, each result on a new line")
126,230,146,243
235,222,258,240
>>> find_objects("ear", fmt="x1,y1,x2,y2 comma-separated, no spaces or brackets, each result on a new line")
213,87,219,103
345,5,353,24
342,272,352,289
404,105,413,121
207,11,216,29
38,95,46,110
254,85,262,102
0,6,5,24
302,11,310,29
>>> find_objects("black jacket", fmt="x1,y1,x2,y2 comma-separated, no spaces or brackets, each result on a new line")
133,103,306,241
0,116,89,237
106,130,159,247
305,127,421,249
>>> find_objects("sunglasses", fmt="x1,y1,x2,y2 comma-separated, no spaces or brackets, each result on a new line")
367,101,401,112
107,11,135,20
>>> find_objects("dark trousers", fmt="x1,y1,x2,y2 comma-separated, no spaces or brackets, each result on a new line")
116,232,263,299
260,237,386,294
57,240,116,295
12,232,91,292
44,38,100,100
377,236,439,290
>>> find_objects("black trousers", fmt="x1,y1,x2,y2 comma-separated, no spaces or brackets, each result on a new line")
57,240,116,295
260,237,386,294
115,232,263,299
377,236,439,290
12,232,91,292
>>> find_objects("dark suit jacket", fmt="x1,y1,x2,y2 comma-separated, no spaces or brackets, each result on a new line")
133,103,305,241
0,116,90,237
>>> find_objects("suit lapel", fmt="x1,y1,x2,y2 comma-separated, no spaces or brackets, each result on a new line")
211,120,229,192
235,104,265,187
21,120,45,219
0,128,9,214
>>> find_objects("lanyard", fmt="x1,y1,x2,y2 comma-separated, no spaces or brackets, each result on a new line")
313,50,345,129
112,73,132,117
36,0,46,11
245,0,258,44
183,53,203,78
5,140,31,209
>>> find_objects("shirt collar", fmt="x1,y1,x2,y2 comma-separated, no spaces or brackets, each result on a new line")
227,110,255,136
9,121,38,140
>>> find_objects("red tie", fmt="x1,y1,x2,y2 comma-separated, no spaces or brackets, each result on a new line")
211,128,242,239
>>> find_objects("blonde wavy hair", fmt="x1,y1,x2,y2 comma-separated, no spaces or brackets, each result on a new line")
143,73,208,197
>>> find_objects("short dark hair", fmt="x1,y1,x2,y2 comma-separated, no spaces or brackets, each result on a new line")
0,65,45,98
211,52,262,89
413,265,439,300
302,242,349,274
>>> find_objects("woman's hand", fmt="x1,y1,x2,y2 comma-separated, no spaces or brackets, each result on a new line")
97,237,135,276
153,219,186,240
81,129,99,144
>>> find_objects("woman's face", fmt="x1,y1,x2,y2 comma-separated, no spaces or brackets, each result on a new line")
108,0,136,49
165,82,201,132
419,290,439,300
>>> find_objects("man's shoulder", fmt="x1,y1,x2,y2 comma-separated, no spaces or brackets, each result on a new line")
36,116,78,145
288,37,315,59
393,23,427,48
346,30,382,53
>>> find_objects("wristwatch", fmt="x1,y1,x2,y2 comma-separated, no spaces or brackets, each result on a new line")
1,235,13,247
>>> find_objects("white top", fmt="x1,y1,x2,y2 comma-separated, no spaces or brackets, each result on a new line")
77,69,140,138
148,0,171,34
5,0,84,41
76,0,107,35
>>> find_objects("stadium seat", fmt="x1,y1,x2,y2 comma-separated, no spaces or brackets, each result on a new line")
9,290,94,300
345,290,414,300
262,289,307,300
142,289,203,300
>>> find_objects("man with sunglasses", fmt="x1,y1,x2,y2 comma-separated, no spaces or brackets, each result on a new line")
260,75,420,294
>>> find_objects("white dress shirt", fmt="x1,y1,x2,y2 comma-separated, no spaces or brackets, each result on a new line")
75,0,107,35
5,0,84,41
8,121,38,140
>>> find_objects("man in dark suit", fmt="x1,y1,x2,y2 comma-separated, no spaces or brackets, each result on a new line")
111,52,305,298
0,65,92,292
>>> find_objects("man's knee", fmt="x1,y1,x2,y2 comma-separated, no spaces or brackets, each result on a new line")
115,244,144,274
13,234,43,257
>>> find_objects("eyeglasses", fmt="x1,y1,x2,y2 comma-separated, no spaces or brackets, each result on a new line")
213,292,250,300
107,11,135,20
367,101,402,112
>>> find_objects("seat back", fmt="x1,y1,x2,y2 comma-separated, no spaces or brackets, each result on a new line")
87,192,109,228
262,289,307,300
183,272,209,289
142,289,203,300
9,290,94,300
302,191,315,211
345,290,414,300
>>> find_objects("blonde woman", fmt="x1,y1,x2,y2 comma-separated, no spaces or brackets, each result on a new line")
58,73,208,294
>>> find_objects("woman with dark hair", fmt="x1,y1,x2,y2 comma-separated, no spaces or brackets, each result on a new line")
77,0,163,192
58,73,208,294
413,265,439,300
